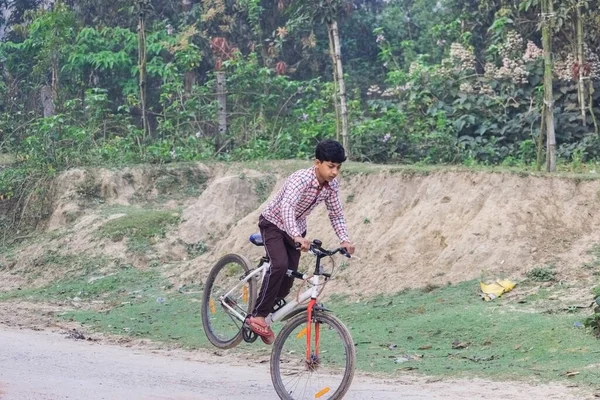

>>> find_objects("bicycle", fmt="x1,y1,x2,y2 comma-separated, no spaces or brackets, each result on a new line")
201,233,356,400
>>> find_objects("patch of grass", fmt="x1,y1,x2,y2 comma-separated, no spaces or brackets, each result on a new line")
331,280,600,385
0,264,208,348
155,174,180,194
526,266,556,282
181,240,208,258
97,210,180,253
75,173,102,202
25,252,112,284
253,175,276,203
0,255,117,301
584,245,600,270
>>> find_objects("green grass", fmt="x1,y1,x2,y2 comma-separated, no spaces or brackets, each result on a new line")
0,265,208,348
2,274,599,388
96,209,180,253
332,281,599,386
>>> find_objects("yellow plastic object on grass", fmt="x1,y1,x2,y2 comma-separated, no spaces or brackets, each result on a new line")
480,279,516,301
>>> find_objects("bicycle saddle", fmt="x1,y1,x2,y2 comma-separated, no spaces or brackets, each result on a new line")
249,233,264,246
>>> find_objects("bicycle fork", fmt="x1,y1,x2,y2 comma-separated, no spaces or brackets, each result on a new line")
305,299,319,366
302,298,332,399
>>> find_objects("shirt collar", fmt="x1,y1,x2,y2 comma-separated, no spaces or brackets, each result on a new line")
310,166,331,189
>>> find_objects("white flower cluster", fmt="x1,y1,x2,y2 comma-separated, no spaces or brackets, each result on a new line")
457,79,495,96
382,87,400,97
449,43,476,72
554,47,600,82
522,41,543,63
367,84,411,98
409,61,427,75
585,45,600,79
555,53,576,81
459,82,475,94
483,31,529,85
499,31,524,60
497,57,529,84
367,85,382,96
479,83,495,95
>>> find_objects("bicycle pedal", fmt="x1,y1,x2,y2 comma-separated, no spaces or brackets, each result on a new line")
271,298,287,313
242,326,259,343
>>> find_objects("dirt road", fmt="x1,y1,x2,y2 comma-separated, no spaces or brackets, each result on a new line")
0,327,592,400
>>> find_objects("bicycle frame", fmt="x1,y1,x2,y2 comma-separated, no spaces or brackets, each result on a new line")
218,260,324,325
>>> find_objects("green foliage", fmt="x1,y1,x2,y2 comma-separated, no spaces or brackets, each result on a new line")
0,0,600,178
97,209,180,253
182,240,208,258
526,266,557,282
583,287,600,338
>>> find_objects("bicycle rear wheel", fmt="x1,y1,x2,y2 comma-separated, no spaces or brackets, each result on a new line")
201,253,257,349
270,311,356,400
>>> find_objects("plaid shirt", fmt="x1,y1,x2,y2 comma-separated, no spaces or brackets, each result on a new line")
262,166,350,243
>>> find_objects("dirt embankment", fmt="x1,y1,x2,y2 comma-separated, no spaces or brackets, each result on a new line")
1,163,600,298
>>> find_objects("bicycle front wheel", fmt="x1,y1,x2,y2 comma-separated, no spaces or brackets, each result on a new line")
270,311,356,400
201,253,257,349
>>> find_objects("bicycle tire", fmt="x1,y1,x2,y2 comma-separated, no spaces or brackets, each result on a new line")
270,311,356,400
201,253,257,349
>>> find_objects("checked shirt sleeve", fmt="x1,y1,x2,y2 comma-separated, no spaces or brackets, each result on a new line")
280,175,305,239
325,187,350,243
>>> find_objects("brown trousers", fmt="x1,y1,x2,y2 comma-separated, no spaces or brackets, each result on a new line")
253,216,304,317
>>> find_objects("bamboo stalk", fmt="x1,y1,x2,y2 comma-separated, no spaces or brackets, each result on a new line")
328,20,350,157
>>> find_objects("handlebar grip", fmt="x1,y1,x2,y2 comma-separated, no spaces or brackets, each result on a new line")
286,269,306,280
339,247,351,258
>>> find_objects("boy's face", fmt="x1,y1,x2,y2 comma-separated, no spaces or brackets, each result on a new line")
315,160,342,183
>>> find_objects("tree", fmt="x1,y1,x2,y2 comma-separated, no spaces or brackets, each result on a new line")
137,0,150,138
541,0,556,171
290,0,352,156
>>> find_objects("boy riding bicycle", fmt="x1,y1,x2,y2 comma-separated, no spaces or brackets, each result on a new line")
246,139,355,344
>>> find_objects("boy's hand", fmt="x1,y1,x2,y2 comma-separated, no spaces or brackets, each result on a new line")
341,241,355,255
294,237,310,252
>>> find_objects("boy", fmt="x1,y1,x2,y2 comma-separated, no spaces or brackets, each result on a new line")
246,139,355,344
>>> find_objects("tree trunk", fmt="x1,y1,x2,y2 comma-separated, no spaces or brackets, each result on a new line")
51,52,59,106
137,0,150,138
40,86,55,118
182,0,195,97
216,71,227,153
541,0,556,172
328,20,350,157
589,81,599,134
536,106,545,171
327,26,341,142
576,2,586,126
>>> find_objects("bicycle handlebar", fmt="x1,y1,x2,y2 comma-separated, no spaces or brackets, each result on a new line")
295,239,351,258
310,245,351,258
290,239,352,279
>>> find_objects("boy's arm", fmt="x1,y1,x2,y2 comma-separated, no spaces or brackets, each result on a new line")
325,188,350,243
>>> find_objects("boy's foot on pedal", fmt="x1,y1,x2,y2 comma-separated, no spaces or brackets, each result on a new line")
246,316,275,345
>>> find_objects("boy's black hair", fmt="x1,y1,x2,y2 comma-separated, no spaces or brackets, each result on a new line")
315,139,346,163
